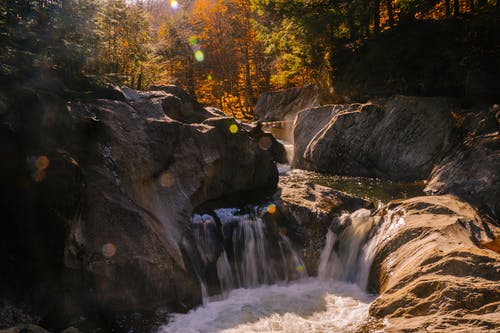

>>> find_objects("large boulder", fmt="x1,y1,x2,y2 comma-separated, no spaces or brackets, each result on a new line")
368,195,500,332
293,96,459,181
273,178,371,275
425,109,499,222
254,85,328,122
0,84,281,328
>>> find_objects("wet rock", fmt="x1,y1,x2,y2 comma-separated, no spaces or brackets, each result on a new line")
293,96,459,181
274,179,371,274
254,85,329,121
368,195,500,331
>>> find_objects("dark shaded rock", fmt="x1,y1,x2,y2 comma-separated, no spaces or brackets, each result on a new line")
254,85,330,121
425,132,500,222
0,84,279,326
0,324,51,333
368,195,500,332
293,96,459,181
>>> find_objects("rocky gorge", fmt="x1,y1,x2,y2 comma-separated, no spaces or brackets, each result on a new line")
1,81,499,332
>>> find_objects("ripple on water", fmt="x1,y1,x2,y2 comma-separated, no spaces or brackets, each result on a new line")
159,278,374,333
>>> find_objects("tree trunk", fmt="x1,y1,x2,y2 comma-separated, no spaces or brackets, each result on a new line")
445,0,451,16
243,46,255,108
373,0,380,34
469,0,475,12
136,72,143,90
386,0,395,26
453,0,460,16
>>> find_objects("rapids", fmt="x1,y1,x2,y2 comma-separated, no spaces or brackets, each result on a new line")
159,279,372,333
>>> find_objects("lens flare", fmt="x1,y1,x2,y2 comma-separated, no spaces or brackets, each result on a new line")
258,136,273,150
295,263,304,273
267,204,277,214
207,74,213,80
36,155,50,170
194,50,205,62
159,172,174,188
229,124,239,134
33,155,50,182
170,0,179,10
188,36,198,46
102,243,117,258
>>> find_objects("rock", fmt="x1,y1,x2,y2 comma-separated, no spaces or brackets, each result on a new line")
274,178,371,274
0,85,280,325
0,324,51,333
425,132,500,222
292,105,338,168
368,195,500,332
147,84,216,123
254,85,329,121
293,96,459,181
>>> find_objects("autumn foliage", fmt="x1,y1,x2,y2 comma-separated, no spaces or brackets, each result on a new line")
1,0,498,118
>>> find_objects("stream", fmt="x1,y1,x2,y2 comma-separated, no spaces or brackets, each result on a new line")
158,137,423,333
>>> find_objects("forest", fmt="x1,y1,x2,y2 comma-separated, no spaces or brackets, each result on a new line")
1,0,498,119
1,1,500,332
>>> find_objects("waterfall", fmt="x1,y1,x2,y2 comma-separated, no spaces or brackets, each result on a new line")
190,205,308,299
276,139,294,174
318,206,406,289
216,250,234,296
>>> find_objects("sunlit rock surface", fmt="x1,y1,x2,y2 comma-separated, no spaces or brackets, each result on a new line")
368,195,500,332
0,84,281,325
293,95,459,180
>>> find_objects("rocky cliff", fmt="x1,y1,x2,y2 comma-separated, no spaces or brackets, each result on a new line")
0,84,283,329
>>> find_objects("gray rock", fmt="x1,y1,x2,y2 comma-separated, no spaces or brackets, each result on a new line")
425,132,500,221
293,96,459,181
0,85,279,322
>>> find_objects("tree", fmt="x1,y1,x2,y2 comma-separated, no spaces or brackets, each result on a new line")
0,0,100,78
95,0,151,88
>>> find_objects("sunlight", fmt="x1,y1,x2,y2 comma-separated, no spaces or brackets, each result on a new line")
170,0,179,11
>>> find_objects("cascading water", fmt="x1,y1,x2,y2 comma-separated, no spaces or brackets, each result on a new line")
189,205,308,299
318,206,406,289
161,197,407,332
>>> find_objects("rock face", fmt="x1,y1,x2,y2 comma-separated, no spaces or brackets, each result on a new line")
0,84,281,327
254,85,328,121
425,106,499,221
274,178,371,275
293,96,459,181
368,195,500,332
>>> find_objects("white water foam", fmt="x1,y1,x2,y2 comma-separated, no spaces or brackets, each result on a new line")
173,205,406,333
158,278,372,333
